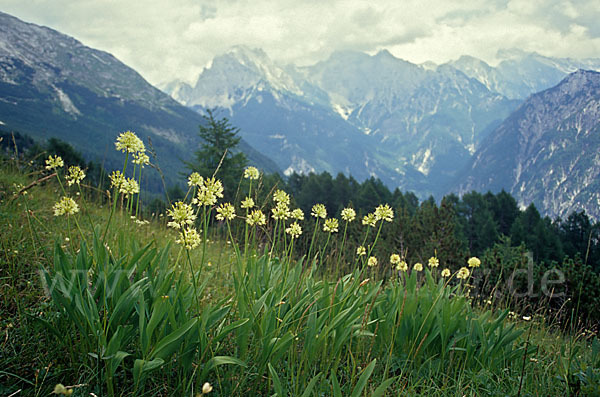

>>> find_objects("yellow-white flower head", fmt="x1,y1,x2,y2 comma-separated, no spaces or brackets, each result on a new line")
45,155,64,171
109,170,125,190
374,204,394,222
115,131,144,153
120,178,139,197
390,254,401,265
132,151,150,166
216,202,236,221
202,382,213,394
188,172,203,187
246,209,266,226
428,256,439,268
66,166,85,186
285,221,302,239
271,202,290,220
396,260,408,272
176,227,201,250
323,218,339,233
413,262,423,272
241,196,254,209
273,189,290,205
53,196,79,216
356,246,366,256
341,207,356,222
468,257,481,268
194,177,223,207
441,268,451,277
244,166,260,180
457,267,470,279
290,208,304,220
167,201,196,230
311,203,327,219
362,213,377,227
368,256,378,267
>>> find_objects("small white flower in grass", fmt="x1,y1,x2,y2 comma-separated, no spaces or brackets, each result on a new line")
244,166,260,180
45,155,64,170
341,207,356,222
247,209,266,226
285,222,302,239
241,196,254,209
216,202,236,221
368,256,378,267
202,382,213,394
323,218,339,233
457,267,470,279
66,166,85,186
290,208,304,220
428,256,439,268
53,196,79,216
311,203,327,219
441,268,451,277
413,262,423,272
390,254,401,265
396,260,408,272
468,257,481,268
356,246,366,256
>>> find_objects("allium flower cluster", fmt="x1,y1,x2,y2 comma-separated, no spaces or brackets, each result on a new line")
115,131,145,153
271,202,291,220
285,222,302,238
341,207,356,222
356,246,366,256
133,151,150,166
311,203,327,219
167,201,196,230
241,197,255,209
216,202,236,221
273,189,290,205
413,262,423,272
188,172,203,187
362,213,377,227
368,256,378,267
45,155,64,171
120,178,139,197
374,204,394,222
194,177,224,206
390,254,401,265
247,209,266,226
290,208,304,220
396,260,408,272
66,166,85,186
244,166,260,180
176,227,201,250
428,256,439,268
457,267,470,279
441,268,451,277
468,257,481,268
323,218,339,233
53,196,79,216
109,170,126,190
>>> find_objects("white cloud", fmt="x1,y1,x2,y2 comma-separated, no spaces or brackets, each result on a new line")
1,0,599,85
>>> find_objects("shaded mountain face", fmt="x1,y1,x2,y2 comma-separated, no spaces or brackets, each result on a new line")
0,12,277,191
164,47,519,197
455,70,600,220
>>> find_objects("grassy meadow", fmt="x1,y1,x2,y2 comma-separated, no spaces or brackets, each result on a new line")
1,132,599,396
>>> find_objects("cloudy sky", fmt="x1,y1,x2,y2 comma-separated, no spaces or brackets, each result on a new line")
2,0,599,85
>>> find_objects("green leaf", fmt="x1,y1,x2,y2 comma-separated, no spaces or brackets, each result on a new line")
350,359,376,397
150,318,197,361
370,377,396,397
268,363,284,396
199,355,246,381
299,373,321,397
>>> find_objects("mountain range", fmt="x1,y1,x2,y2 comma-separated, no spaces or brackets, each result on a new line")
0,11,278,192
162,46,600,205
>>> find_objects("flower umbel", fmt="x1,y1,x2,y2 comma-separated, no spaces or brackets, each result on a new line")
167,201,196,230
53,196,79,216
273,189,290,205
176,227,201,250
341,207,356,222
285,222,302,238
244,166,260,180
457,267,470,279
374,204,394,222
413,262,423,272
311,203,327,219
120,178,139,197
390,254,401,265
115,131,144,153
66,166,85,186
468,257,481,268
441,268,451,277
362,213,377,227
241,197,254,209
216,202,236,221
45,155,64,171
271,202,291,220
323,218,339,233
109,170,126,190
396,260,408,272
247,209,266,226
356,246,366,256
368,256,378,267
290,208,304,220
188,172,203,187
428,256,439,268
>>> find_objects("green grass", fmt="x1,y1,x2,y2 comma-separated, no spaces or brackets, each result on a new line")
1,154,599,397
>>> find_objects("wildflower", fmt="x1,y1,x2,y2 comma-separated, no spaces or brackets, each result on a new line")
428,256,439,268
194,177,224,206
368,256,378,267
167,201,196,229
468,257,481,268
115,130,144,153
285,222,302,238
202,382,213,394
109,170,125,190
176,228,201,250
323,218,339,233
45,155,64,170
374,204,394,222
53,384,73,395
290,208,304,220
362,213,377,227
205,177,224,199
356,246,366,256
341,207,356,222
273,189,290,205
390,253,401,265
120,178,139,197
396,260,408,272
311,203,327,219
216,202,236,221
441,268,451,277
53,196,79,216
132,151,150,165
241,197,254,209
244,166,260,180
522,315,531,321
247,209,266,226
188,172,203,187
413,262,423,272
271,202,291,220
456,267,470,279
66,166,85,186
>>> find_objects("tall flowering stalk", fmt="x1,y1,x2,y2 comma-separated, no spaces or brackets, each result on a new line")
308,203,327,263
335,207,356,277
